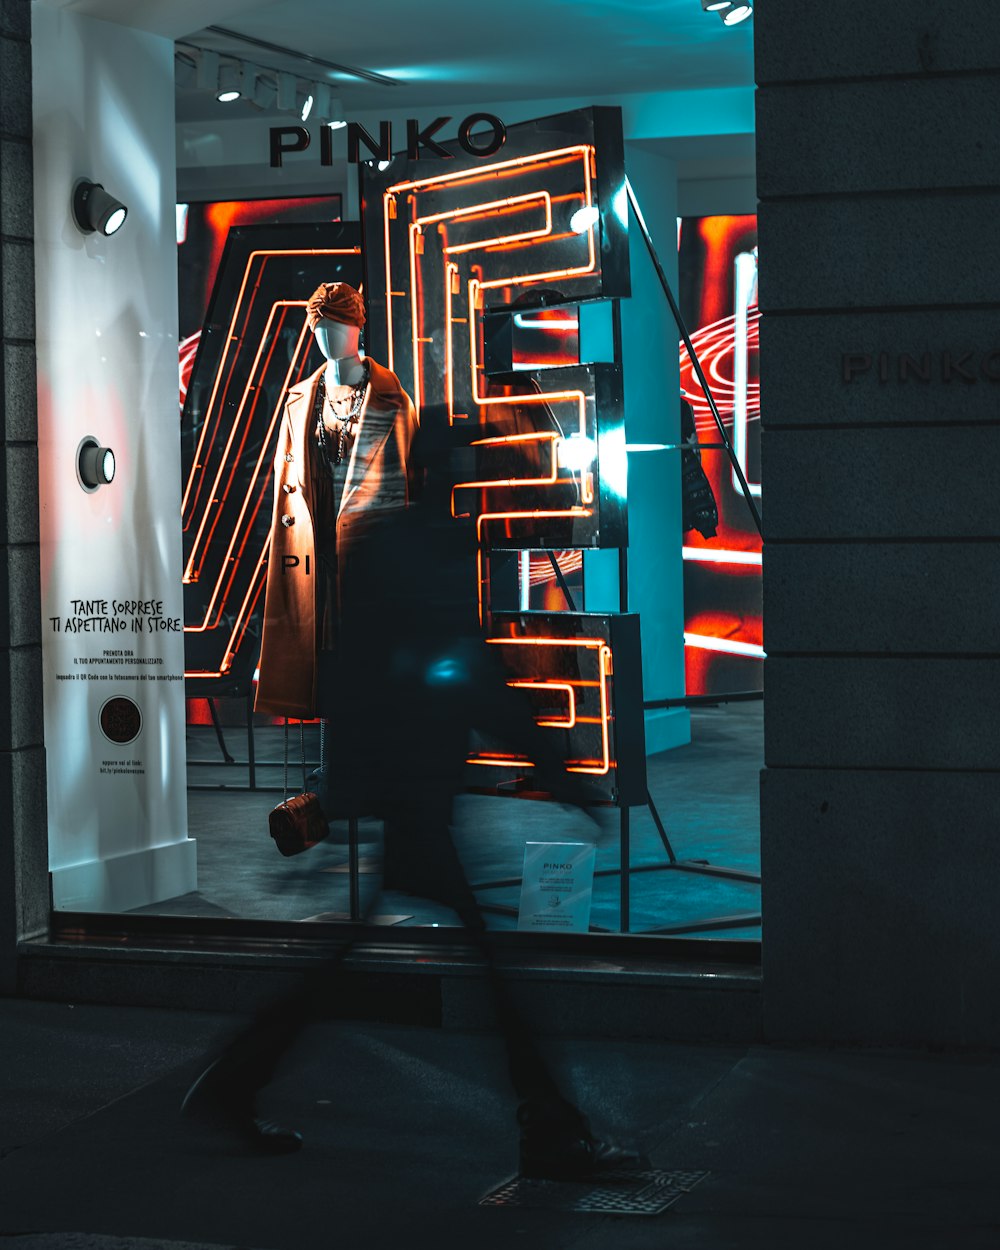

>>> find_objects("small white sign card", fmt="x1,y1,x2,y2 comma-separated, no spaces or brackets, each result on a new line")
517,842,597,933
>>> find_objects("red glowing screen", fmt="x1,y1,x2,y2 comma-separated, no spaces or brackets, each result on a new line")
678,214,762,697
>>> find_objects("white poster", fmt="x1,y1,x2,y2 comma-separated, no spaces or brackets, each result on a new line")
517,842,597,933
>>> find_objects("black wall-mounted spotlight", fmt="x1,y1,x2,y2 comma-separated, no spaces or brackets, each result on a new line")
72,180,128,237
77,436,116,492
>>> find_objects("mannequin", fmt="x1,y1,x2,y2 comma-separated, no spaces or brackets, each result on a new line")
313,318,367,388
255,281,418,720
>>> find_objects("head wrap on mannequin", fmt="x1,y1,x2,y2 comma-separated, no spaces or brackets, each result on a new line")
305,282,366,331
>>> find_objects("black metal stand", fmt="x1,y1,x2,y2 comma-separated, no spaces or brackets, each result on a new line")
208,698,235,764
348,813,361,922
187,695,320,793
470,782,759,936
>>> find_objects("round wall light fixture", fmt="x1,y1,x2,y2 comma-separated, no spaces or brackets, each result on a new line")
77,435,116,492
722,3,753,24
72,180,128,237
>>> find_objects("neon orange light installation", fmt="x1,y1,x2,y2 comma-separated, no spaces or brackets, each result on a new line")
507,680,577,728
474,637,613,774
182,245,359,680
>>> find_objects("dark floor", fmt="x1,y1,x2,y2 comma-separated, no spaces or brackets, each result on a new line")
136,703,762,938
0,997,997,1249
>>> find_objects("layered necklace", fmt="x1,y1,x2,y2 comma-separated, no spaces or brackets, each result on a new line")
314,363,369,468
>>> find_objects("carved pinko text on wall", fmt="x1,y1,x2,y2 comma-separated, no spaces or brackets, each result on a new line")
842,350,1000,383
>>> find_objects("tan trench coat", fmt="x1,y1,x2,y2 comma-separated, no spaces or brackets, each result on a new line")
255,359,418,718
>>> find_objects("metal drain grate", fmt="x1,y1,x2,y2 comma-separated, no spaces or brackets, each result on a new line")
479,1167,709,1216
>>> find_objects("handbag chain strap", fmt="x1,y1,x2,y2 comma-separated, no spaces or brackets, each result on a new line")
281,716,311,801
282,717,290,803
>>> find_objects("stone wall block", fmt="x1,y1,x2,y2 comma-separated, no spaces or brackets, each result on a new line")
0,543,41,648
0,0,30,40
755,0,1000,84
0,137,33,240
764,657,1000,771
758,193,1000,312
0,745,49,949
0,36,31,137
761,427,1000,542
764,542,999,655
3,342,37,442
0,443,39,545
759,309,1000,428
1,240,35,341
0,644,43,753
760,767,1000,1046
757,75,1000,197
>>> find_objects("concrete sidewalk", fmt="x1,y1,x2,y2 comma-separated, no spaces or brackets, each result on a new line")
0,998,997,1249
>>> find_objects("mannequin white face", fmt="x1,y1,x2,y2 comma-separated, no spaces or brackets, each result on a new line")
313,318,360,362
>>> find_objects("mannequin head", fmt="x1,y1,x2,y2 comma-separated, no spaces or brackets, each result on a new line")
313,318,360,362
306,281,366,384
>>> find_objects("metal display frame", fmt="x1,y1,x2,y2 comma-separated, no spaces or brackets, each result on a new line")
469,181,763,935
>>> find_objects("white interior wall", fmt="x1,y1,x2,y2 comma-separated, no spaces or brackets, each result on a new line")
32,5,195,911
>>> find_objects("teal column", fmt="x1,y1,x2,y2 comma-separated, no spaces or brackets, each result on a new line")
618,146,689,753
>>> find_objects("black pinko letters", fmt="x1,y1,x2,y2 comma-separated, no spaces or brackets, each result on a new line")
270,115,506,168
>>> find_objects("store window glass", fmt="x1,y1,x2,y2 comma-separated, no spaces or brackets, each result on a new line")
33,5,760,942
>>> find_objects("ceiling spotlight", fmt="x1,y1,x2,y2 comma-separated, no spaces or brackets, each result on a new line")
277,71,297,112
300,92,314,120
722,3,753,23
216,62,242,102
195,49,219,91
72,180,128,237
312,83,331,121
240,60,260,100
174,51,197,89
77,436,116,492
328,119,347,131
701,0,731,9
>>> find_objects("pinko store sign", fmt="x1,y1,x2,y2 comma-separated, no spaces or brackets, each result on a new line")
270,113,507,167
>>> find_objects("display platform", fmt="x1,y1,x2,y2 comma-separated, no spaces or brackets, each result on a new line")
128,702,762,939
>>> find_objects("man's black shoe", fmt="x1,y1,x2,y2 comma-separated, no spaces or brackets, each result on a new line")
181,1055,303,1154
517,1096,647,1181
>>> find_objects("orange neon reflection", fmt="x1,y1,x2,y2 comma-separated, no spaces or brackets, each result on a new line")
475,510,592,623
182,247,358,520
184,304,311,593
507,679,577,728
187,539,268,678
182,244,359,679
466,278,594,504
382,144,596,383
450,432,560,518
475,638,613,775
